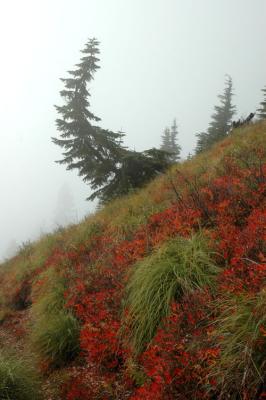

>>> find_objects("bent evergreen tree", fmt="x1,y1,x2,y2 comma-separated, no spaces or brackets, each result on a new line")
53,38,170,203
52,39,124,197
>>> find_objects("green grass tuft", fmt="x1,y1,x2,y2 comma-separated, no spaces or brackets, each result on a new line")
30,268,80,368
31,311,80,368
31,269,66,315
123,233,218,354
210,289,266,398
0,352,41,400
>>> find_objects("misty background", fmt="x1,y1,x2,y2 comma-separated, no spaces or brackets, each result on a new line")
0,0,265,260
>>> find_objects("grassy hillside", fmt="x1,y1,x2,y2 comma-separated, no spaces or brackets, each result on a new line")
0,121,265,399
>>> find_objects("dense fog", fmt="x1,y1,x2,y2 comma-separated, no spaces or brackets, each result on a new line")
0,0,265,260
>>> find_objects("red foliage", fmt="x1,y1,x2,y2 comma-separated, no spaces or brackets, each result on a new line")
130,294,218,400
24,148,265,399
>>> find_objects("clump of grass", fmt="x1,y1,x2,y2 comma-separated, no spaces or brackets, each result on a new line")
125,357,146,387
31,268,66,315
0,232,63,312
30,267,80,368
31,311,80,368
209,289,266,398
123,233,218,354
0,352,41,400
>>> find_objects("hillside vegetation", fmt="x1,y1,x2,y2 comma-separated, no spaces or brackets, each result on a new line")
0,121,265,399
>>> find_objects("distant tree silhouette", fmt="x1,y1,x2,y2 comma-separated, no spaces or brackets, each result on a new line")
207,75,236,144
161,127,171,153
195,131,209,154
257,85,266,120
54,183,76,227
196,75,236,153
160,119,181,162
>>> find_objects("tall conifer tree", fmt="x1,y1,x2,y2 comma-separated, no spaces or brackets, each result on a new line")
52,38,125,200
53,38,170,203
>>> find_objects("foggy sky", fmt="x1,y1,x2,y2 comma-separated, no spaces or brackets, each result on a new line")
0,0,265,259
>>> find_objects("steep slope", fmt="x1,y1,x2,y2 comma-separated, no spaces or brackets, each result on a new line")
0,121,265,399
